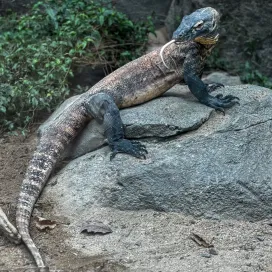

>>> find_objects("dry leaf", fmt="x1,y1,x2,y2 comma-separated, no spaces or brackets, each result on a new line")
35,216,57,231
80,220,112,235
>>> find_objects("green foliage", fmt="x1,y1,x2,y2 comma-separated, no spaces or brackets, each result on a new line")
206,49,272,90
241,62,272,89
0,0,154,131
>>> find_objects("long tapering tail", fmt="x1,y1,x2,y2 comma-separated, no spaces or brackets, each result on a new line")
16,141,59,269
15,102,88,269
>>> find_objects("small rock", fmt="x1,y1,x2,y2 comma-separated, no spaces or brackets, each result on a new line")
257,236,265,241
200,252,211,258
209,248,218,255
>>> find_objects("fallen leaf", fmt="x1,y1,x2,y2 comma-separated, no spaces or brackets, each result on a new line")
80,220,112,235
35,216,57,231
189,233,214,248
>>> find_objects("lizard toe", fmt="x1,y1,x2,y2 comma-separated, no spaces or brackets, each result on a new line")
110,139,147,160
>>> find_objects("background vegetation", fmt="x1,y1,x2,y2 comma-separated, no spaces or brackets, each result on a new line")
0,0,154,132
206,49,272,90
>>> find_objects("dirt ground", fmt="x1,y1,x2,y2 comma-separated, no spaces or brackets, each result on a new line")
0,129,272,272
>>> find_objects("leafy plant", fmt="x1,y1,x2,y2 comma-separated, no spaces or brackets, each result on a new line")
0,0,154,131
241,62,272,89
206,49,272,90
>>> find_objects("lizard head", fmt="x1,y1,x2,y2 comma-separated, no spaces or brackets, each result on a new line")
172,7,220,45
159,7,220,69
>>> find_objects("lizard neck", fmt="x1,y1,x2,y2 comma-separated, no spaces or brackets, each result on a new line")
194,31,219,58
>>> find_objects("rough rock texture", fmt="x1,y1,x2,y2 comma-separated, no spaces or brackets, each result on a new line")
44,85,272,222
203,72,242,86
165,0,272,77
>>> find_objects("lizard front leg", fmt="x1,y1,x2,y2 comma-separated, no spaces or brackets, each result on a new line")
183,55,239,113
84,93,147,160
187,73,239,113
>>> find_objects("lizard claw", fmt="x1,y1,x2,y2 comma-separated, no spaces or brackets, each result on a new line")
201,93,240,112
110,139,148,160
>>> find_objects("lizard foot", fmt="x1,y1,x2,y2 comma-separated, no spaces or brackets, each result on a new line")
202,94,240,114
110,139,148,160
206,82,224,93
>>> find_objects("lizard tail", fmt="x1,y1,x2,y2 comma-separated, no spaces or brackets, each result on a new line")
16,141,60,270
16,101,88,269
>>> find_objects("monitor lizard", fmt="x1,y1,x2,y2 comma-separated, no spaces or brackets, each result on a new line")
0,7,239,271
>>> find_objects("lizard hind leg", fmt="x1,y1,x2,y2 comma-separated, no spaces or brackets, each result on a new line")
84,92,148,160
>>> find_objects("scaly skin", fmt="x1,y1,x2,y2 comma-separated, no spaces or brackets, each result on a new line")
0,7,239,270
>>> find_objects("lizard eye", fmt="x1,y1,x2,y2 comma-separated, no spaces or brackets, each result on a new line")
193,21,204,30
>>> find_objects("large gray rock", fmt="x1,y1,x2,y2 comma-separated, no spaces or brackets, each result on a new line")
45,85,272,221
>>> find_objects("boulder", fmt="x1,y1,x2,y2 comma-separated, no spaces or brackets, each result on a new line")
44,85,272,221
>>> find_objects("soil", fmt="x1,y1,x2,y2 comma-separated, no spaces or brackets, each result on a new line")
0,129,272,272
